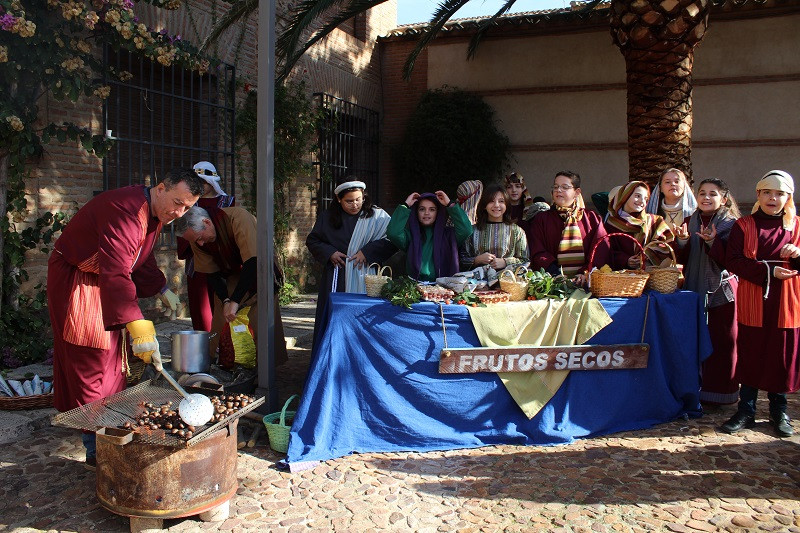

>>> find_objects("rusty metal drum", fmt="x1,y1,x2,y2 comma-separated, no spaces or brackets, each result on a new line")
95,419,239,519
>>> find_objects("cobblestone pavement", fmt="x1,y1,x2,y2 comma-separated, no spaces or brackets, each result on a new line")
2,342,800,531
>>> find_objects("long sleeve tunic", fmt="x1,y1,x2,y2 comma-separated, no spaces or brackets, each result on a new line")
387,204,473,281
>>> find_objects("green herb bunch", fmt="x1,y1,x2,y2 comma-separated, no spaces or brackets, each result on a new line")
380,276,422,308
525,268,578,300
453,290,485,307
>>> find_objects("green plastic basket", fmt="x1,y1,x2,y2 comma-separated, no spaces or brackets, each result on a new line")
262,394,298,454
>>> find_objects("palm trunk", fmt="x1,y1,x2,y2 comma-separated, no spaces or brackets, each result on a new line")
610,0,712,189
623,48,694,188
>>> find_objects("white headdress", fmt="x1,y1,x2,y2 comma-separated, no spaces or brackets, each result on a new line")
193,161,227,197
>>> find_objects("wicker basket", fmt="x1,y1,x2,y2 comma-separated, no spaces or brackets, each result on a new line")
588,233,650,298
0,393,54,411
499,267,528,302
263,394,298,454
645,245,681,294
364,263,392,297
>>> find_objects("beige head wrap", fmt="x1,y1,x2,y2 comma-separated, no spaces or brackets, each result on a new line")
752,170,796,230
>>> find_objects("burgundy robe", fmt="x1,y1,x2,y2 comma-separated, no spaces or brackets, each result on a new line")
679,213,739,403
528,208,610,275
48,186,165,411
725,210,800,393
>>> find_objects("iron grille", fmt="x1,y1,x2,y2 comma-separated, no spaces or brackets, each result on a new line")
312,93,379,211
102,49,236,247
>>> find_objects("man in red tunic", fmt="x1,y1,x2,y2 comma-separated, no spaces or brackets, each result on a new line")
48,168,204,466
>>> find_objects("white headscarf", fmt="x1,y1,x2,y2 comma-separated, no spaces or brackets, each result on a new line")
193,161,227,197
753,170,796,231
646,169,698,219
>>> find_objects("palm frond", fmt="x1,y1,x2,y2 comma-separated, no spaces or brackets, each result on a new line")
575,0,604,14
198,0,259,54
277,0,389,81
401,0,471,80
276,0,345,64
466,0,518,60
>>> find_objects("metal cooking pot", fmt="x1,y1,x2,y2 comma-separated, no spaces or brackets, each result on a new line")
171,331,213,373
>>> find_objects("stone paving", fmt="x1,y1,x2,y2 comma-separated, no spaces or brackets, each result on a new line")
2,297,800,532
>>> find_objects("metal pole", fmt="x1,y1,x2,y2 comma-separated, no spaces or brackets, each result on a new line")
256,0,278,411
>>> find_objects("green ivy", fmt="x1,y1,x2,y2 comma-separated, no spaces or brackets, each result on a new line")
0,289,52,370
395,87,512,194
236,81,323,294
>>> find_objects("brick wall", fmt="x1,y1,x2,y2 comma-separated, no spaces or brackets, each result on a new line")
17,0,396,309
378,39,429,208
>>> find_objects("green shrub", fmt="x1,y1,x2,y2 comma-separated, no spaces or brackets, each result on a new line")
395,87,512,194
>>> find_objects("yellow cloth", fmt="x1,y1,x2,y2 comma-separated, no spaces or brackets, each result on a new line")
467,290,612,419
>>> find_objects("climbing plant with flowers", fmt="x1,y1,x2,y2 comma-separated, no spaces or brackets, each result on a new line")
0,0,212,319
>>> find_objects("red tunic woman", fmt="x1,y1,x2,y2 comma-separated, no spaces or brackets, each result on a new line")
721,170,800,437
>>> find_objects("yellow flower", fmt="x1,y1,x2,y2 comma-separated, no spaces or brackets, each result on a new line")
61,56,85,72
75,40,91,54
13,18,36,38
118,70,133,81
93,85,111,99
6,116,24,132
105,10,120,23
84,11,99,29
0,46,7,63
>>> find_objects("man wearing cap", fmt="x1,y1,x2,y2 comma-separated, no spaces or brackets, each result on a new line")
173,205,288,366
176,162,235,332
722,170,800,437
47,168,204,467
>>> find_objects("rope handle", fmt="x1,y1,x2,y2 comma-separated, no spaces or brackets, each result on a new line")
588,232,646,272
644,240,678,269
279,394,299,426
366,263,393,278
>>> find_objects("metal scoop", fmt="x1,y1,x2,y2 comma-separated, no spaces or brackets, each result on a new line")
159,370,215,427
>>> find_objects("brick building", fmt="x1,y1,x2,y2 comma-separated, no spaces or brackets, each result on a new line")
21,0,397,312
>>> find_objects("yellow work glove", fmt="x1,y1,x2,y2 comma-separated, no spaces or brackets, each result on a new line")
126,319,163,371
158,289,180,317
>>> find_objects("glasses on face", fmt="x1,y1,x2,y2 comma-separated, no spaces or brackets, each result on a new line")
551,185,574,192
342,198,363,206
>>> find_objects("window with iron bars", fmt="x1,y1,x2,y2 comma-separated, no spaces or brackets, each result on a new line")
312,93,379,212
102,48,236,248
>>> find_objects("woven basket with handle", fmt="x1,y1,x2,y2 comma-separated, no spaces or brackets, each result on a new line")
364,263,392,297
645,244,681,294
262,394,298,454
588,233,650,298
499,266,529,301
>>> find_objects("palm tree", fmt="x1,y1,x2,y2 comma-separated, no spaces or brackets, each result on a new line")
201,0,712,187
609,0,711,186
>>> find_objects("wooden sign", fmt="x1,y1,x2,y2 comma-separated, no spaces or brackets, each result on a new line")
439,344,649,374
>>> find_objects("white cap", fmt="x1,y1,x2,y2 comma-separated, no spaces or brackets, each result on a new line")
192,161,227,197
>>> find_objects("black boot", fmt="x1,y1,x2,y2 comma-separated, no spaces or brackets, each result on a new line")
720,411,756,434
769,413,794,437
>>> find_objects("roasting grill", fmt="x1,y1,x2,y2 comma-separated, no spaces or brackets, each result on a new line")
52,378,264,447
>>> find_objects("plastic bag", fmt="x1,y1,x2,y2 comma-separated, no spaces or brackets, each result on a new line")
230,306,256,369
217,306,256,370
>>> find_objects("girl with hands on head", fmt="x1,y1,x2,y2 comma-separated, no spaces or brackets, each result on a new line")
387,190,472,281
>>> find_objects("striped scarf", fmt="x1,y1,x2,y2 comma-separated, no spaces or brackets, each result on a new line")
736,215,800,328
345,207,391,293
555,201,585,277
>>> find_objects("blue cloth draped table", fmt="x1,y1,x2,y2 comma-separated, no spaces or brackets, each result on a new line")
287,292,712,465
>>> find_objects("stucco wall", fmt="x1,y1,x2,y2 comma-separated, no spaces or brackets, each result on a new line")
421,11,800,205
